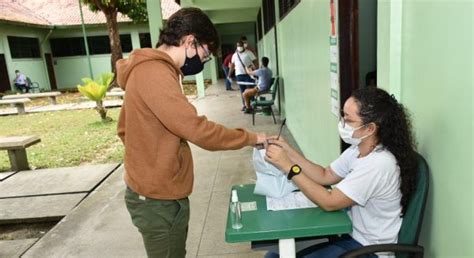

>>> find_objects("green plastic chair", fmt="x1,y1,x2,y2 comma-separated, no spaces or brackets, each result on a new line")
26,77,40,93
340,153,430,258
251,76,279,125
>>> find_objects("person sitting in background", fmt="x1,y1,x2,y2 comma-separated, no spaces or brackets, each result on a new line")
13,70,30,93
242,57,273,114
365,70,377,87
264,87,418,258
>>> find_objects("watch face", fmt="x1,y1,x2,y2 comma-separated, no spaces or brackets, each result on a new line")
292,165,301,174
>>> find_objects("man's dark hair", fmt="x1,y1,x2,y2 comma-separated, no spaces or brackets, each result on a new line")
157,7,220,54
236,40,244,46
15,70,19,73
240,36,248,41
261,57,269,67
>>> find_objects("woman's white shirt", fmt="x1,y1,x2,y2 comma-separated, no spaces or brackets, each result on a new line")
330,145,402,246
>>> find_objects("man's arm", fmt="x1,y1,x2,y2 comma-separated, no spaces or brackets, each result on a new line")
246,67,257,76
136,63,258,150
228,63,235,79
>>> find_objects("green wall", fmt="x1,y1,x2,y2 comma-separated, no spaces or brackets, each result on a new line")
378,1,473,257
0,24,51,91
260,0,473,256
50,23,147,89
259,0,341,165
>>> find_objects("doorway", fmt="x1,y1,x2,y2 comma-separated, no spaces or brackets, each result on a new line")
0,54,11,93
338,0,377,151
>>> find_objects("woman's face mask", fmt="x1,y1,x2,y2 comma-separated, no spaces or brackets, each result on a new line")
237,46,244,52
338,120,370,146
180,43,204,76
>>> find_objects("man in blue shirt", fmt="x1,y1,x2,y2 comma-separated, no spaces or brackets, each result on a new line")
242,57,273,113
13,70,30,93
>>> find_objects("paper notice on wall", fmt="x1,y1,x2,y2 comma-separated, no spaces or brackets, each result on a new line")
329,35,340,117
266,191,318,211
330,45,338,63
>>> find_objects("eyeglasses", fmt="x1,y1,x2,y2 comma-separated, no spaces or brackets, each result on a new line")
339,109,364,128
196,41,212,64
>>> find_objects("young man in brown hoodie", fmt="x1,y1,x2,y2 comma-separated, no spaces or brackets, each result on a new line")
116,7,265,258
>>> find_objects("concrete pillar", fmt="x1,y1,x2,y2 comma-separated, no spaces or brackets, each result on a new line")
196,72,205,97
130,30,141,50
377,0,402,99
146,0,163,47
210,57,218,84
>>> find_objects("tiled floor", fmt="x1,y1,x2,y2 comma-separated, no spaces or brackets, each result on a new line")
20,80,287,257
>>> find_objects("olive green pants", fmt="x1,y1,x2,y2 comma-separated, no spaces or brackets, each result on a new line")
125,187,190,258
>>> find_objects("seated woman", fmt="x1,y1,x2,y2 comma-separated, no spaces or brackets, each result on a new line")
242,56,273,113
264,87,418,258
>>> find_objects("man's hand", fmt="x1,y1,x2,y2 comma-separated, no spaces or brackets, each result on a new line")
254,133,267,149
265,143,293,174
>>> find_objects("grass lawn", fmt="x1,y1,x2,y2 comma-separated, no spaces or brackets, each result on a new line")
0,81,209,172
0,108,123,172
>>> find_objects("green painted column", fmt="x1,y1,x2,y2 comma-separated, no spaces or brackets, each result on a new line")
377,0,402,99
210,57,218,84
130,30,140,50
146,0,163,47
196,71,205,97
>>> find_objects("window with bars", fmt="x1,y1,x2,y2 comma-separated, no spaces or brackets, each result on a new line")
50,34,133,57
262,0,276,34
139,33,152,48
7,36,41,59
279,0,301,20
50,37,85,57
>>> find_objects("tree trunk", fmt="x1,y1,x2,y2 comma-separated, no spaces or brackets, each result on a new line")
96,100,109,121
104,10,123,77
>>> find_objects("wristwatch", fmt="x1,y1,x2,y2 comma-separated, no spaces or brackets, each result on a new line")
287,164,302,180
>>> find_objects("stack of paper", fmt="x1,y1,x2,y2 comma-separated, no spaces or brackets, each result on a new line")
266,191,318,211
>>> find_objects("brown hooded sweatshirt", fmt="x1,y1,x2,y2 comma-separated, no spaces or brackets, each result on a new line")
116,48,257,199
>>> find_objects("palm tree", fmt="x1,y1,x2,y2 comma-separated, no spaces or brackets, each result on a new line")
77,73,114,121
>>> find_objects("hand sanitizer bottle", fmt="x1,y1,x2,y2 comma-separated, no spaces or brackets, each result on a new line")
231,190,243,229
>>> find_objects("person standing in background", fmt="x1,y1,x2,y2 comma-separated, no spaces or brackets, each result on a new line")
222,51,234,90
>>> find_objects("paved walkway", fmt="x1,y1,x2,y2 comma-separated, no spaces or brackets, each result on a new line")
4,80,295,257
0,99,123,116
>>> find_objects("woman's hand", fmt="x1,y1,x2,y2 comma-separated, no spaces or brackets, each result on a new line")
265,143,294,174
266,137,299,160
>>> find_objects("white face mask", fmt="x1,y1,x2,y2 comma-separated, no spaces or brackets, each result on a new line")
338,120,370,146
237,46,244,52
243,43,248,48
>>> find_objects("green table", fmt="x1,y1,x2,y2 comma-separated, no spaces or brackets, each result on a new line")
225,184,352,258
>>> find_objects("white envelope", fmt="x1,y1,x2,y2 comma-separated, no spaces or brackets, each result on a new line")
252,148,298,198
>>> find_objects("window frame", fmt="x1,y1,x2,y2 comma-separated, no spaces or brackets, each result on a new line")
7,36,41,59
279,0,301,21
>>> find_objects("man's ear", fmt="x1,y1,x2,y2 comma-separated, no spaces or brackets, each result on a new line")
181,35,195,48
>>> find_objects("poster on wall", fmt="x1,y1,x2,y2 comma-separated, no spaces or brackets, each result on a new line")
329,0,340,117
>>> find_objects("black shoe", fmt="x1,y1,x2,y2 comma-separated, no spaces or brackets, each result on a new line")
244,108,254,114
241,106,246,111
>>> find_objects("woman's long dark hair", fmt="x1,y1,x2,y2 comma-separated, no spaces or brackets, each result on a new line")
352,87,417,216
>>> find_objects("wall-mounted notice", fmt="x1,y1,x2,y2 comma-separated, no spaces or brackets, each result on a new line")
329,0,340,117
